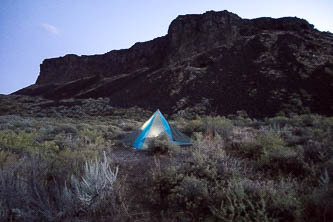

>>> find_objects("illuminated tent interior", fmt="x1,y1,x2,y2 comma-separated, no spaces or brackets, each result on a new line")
125,109,192,150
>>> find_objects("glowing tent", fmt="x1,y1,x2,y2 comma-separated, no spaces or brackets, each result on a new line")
127,109,192,149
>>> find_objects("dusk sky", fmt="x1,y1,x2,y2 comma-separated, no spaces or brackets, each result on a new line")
1,0,332,95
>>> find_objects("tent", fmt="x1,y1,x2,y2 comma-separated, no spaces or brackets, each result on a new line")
125,109,192,149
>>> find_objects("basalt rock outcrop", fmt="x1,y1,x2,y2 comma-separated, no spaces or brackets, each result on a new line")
14,10,333,117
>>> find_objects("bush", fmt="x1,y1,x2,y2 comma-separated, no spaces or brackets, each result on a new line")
70,152,119,215
0,130,59,159
0,156,76,222
236,133,286,160
0,150,18,168
152,144,302,221
203,116,233,139
266,116,290,127
183,118,204,134
259,123,293,138
146,133,180,155
79,125,105,146
306,185,333,222
0,152,121,222
305,169,333,221
170,176,209,216
228,112,253,127
304,140,332,164
51,149,99,182
184,116,233,140
228,134,313,177
209,182,271,221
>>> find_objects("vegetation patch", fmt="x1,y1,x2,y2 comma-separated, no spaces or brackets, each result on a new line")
0,105,332,221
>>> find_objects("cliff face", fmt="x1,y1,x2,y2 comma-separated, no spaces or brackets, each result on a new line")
15,10,333,117
36,36,169,84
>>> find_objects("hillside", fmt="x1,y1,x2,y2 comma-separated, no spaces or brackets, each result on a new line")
14,10,333,117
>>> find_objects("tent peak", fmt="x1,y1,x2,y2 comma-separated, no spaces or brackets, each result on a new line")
130,108,192,149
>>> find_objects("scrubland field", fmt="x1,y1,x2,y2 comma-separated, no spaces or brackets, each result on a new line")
0,95,332,221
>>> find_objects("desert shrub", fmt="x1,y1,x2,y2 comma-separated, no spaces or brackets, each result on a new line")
48,124,78,136
0,129,99,183
322,158,333,179
79,125,105,146
266,146,312,177
235,133,286,160
0,130,35,153
247,118,266,129
36,121,111,151
203,116,233,139
265,114,333,140
0,130,59,159
168,175,210,219
284,134,308,146
0,156,77,222
152,134,245,221
245,178,301,219
0,115,37,131
259,123,293,138
49,149,99,182
266,116,290,127
184,116,233,140
0,165,29,221
183,118,204,134
304,168,333,221
53,132,80,150
80,97,113,116
153,141,302,221
303,140,330,163
0,150,18,168
228,111,253,127
229,134,312,176
284,114,333,129
191,132,225,162
146,133,180,155
70,152,119,216
153,167,216,220
306,185,333,222
37,123,79,146
296,114,326,128
0,151,121,222
209,182,271,221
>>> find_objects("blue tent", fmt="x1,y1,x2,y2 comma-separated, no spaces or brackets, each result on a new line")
131,109,192,149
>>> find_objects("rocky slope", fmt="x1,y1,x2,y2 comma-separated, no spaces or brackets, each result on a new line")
14,10,333,117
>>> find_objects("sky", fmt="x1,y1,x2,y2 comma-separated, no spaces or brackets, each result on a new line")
1,0,332,95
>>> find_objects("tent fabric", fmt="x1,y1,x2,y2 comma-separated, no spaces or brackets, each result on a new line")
125,109,192,149
132,113,156,149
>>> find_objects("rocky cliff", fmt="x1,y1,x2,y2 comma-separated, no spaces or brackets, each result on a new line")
14,10,333,117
